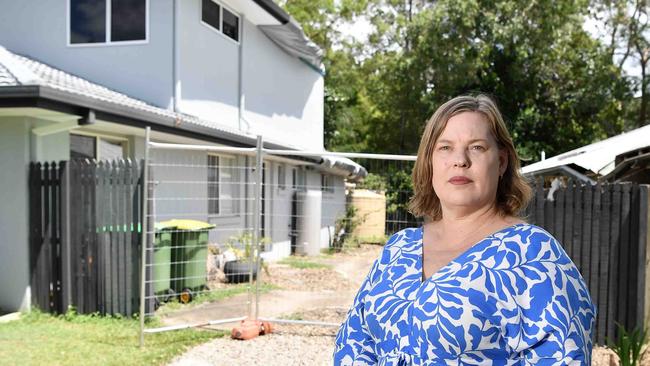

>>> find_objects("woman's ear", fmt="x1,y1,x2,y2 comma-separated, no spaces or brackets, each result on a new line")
499,149,508,177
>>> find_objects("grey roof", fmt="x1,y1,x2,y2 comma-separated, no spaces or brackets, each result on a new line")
0,62,17,86
0,46,364,179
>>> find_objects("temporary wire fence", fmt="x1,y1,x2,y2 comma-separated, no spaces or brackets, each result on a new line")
138,127,419,345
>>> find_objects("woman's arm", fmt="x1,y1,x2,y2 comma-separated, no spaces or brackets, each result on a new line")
333,257,382,365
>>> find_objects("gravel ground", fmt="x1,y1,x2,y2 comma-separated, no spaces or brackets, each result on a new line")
168,308,346,366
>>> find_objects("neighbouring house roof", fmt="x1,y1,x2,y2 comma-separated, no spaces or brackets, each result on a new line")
0,45,362,179
521,124,650,179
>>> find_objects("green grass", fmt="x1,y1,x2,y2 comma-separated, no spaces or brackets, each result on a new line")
156,282,278,315
278,256,332,269
0,309,225,366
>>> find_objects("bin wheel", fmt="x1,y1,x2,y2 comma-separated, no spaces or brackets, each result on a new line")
163,288,176,303
179,288,193,304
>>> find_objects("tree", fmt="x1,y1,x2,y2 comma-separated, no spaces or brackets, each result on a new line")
591,0,650,127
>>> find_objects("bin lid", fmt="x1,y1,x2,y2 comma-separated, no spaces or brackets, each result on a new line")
157,219,215,231
155,221,177,231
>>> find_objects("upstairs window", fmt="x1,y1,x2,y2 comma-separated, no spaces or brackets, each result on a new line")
69,0,148,45
201,0,240,42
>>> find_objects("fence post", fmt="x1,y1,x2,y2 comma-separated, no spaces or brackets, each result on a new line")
139,127,151,347
60,161,72,311
252,135,263,319
640,185,649,330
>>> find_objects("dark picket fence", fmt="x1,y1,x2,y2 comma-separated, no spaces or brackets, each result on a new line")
29,159,145,316
524,180,649,345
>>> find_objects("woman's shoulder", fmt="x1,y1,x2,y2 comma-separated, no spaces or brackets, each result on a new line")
384,226,423,249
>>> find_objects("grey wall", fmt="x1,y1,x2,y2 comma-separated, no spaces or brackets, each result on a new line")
0,117,80,312
0,0,174,108
0,117,30,312
149,149,248,246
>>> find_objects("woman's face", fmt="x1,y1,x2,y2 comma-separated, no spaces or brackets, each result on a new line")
431,112,507,214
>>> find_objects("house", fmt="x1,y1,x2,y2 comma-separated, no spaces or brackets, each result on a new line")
0,0,366,313
521,124,650,184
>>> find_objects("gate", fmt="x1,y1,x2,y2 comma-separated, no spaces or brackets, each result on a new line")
29,159,143,316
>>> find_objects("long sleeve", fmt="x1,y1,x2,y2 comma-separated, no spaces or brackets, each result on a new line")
334,258,381,365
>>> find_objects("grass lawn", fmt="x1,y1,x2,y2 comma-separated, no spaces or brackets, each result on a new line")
278,256,332,269
156,282,278,315
0,309,225,366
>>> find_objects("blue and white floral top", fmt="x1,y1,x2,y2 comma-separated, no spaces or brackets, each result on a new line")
334,223,595,365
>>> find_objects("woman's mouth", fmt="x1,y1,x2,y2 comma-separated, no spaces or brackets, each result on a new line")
449,176,472,185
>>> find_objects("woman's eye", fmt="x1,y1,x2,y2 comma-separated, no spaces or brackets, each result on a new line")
438,145,450,151
471,145,485,151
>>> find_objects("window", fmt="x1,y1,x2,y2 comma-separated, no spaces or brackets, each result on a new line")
277,164,286,190
69,0,148,45
222,8,239,41
201,0,220,31
70,133,127,160
208,155,237,216
201,0,240,42
321,174,334,193
292,168,297,189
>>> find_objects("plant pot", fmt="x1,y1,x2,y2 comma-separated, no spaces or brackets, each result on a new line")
224,260,258,284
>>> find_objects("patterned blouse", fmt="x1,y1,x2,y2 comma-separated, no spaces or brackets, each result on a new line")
334,223,595,365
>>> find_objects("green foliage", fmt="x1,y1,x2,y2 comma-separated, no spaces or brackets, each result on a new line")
356,173,388,192
225,232,271,261
280,0,635,161
0,308,223,366
331,205,362,252
608,323,648,366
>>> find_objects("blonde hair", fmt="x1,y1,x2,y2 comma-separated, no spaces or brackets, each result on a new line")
409,94,532,220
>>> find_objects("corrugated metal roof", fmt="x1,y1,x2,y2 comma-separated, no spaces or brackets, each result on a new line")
521,124,650,176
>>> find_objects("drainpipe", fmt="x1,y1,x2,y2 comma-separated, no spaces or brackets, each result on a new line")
172,0,180,112
238,15,245,131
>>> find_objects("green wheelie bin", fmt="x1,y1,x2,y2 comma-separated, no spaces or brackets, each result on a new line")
160,219,215,303
152,222,177,306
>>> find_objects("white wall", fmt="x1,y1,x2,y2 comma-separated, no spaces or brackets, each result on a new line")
242,20,324,150
176,0,240,126
176,1,325,150
0,0,175,109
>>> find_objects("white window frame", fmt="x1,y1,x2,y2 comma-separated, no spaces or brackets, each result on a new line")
70,131,130,160
67,0,150,47
200,0,241,45
207,154,238,217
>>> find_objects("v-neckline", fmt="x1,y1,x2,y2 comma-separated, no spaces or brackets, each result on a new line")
417,222,527,284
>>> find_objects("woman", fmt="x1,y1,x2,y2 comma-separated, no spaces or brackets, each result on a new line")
334,95,595,365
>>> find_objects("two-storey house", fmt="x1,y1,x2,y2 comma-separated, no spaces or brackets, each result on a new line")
0,0,365,313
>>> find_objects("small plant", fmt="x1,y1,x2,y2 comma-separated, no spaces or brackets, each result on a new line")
224,232,272,278
331,205,362,252
225,232,271,261
608,323,648,366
